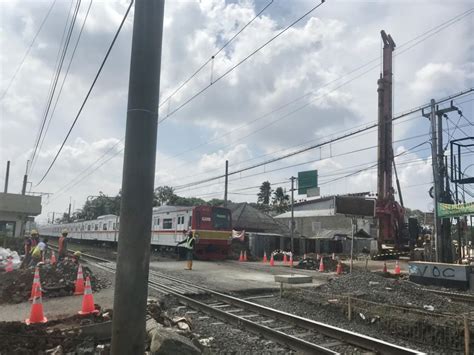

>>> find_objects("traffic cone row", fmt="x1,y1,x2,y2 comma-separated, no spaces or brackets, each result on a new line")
382,261,387,273
289,253,293,268
243,250,248,262
336,261,342,275
263,251,268,263
283,253,288,264
270,253,274,266
25,264,99,325
5,257,13,272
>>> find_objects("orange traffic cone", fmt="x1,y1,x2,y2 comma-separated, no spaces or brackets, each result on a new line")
239,251,243,262
270,254,274,266
394,261,401,275
29,267,41,301
382,261,387,273
78,277,99,316
74,264,85,295
336,261,342,275
263,251,268,263
283,253,287,264
289,253,293,268
243,250,248,262
50,251,57,265
5,257,13,272
26,284,47,325
319,256,325,272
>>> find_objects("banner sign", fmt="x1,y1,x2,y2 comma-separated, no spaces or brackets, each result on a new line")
437,202,474,218
334,196,376,217
298,170,318,195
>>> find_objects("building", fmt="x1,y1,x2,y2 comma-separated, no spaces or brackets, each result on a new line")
274,195,377,255
0,193,42,238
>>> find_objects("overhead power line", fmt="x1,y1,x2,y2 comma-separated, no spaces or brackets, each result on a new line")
31,0,93,177
158,0,274,109
172,89,473,190
35,0,134,187
158,0,327,123
0,0,57,102
29,0,81,175
158,7,474,164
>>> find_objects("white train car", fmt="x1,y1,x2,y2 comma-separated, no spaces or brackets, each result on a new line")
38,205,232,260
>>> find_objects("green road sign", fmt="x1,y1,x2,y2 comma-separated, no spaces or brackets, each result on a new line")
298,170,318,195
438,202,474,218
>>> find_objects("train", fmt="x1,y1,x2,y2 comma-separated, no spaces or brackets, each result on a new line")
38,205,233,260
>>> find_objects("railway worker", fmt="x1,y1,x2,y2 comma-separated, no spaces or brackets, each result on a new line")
30,229,39,247
177,230,196,270
30,237,49,266
20,234,33,268
58,229,69,260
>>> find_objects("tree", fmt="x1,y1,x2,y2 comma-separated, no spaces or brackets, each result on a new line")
207,198,226,206
154,186,177,206
257,181,272,205
81,192,121,220
272,187,290,214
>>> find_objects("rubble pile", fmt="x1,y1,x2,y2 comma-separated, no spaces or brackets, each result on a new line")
318,272,471,313
0,260,107,304
0,311,111,354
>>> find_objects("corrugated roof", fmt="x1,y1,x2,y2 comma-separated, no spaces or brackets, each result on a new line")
274,209,334,218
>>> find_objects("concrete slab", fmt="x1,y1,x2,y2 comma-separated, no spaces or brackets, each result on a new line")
149,259,325,294
274,275,312,284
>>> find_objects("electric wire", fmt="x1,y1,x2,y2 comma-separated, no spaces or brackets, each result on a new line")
29,0,82,175
30,0,93,177
0,0,57,102
158,0,327,123
35,0,134,187
158,0,274,109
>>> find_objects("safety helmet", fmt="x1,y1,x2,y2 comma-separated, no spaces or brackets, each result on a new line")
62,229,68,234
74,251,81,258
30,229,38,235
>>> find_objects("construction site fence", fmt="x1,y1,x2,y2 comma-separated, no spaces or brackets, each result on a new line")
304,291,473,353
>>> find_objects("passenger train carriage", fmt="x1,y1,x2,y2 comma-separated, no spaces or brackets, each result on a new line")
39,205,233,260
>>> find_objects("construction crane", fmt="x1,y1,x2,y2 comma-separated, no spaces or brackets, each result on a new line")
375,30,408,252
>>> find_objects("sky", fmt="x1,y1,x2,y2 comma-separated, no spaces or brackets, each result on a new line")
0,0,473,223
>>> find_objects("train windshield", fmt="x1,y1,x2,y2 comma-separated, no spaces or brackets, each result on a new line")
212,208,231,230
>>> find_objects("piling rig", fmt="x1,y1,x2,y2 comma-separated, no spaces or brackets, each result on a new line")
375,31,410,253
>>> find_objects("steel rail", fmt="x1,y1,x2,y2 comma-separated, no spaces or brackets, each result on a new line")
57,247,425,354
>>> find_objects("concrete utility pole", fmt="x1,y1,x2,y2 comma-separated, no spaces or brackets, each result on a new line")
4,161,10,193
224,160,228,207
423,99,440,262
21,160,29,195
111,1,164,354
290,176,295,253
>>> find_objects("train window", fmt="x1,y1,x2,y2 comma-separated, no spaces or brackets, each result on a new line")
103,223,107,231
95,224,98,231
188,216,192,227
113,223,116,230
87,224,91,231
117,222,120,229
163,218,172,229
212,208,231,230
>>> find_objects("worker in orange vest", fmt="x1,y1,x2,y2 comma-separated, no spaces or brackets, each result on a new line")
58,229,69,260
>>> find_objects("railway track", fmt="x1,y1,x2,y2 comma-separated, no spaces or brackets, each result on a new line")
50,246,424,354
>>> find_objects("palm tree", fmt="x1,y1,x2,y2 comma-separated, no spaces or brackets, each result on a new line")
257,181,272,205
272,187,290,213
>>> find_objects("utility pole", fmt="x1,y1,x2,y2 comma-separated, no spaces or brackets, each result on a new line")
4,161,10,193
290,176,295,253
224,160,228,207
68,197,72,222
111,1,164,354
21,160,29,195
423,99,440,262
